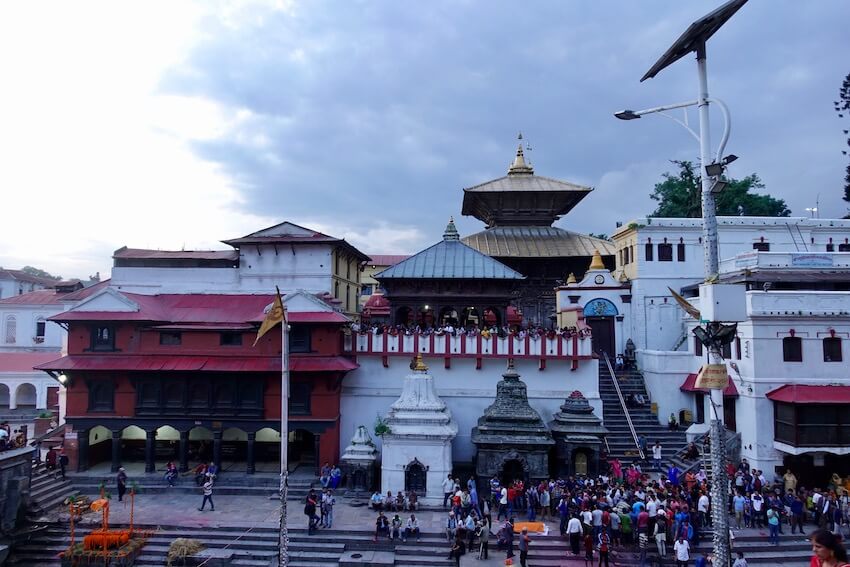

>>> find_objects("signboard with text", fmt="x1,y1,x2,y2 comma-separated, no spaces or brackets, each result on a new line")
695,364,729,390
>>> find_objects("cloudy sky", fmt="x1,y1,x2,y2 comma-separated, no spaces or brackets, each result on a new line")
1,0,847,280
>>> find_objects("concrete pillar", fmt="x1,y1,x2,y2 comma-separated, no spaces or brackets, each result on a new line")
179,430,189,472
110,429,122,473
213,430,222,470
246,432,256,475
9,385,16,410
36,383,48,410
145,430,156,473
77,429,90,472
313,433,321,476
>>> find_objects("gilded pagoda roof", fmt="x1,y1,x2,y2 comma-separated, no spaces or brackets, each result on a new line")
462,226,615,259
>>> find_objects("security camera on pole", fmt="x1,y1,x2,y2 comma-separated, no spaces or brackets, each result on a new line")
614,1,750,564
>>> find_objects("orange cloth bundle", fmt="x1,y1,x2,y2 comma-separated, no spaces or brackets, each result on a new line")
512,521,546,534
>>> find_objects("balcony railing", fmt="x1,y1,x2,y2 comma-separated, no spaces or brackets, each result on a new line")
350,331,592,369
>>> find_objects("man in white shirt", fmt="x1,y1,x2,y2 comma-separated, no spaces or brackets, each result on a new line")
652,442,663,470
566,515,583,555
673,535,690,566
498,487,509,520
442,474,455,509
698,492,711,528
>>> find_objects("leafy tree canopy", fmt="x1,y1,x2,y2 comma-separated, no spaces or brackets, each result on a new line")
649,160,790,218
588,232,610,241
20,266,62,281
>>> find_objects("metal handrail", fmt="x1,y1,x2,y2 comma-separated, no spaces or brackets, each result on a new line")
602,352,645,461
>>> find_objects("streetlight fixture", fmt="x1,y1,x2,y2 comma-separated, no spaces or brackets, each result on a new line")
615,1,749,565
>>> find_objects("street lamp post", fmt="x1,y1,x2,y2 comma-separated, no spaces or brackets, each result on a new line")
614,1,750,565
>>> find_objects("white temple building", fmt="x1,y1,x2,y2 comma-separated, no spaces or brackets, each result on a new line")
380,355,457,505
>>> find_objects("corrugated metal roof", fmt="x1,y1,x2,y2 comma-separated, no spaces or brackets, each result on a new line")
0,280,109,306
462,227,615,258
463,174,591,194
375,239,525,280
113,248,238,261
367,255,410,266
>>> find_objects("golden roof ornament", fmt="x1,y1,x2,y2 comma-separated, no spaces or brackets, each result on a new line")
508,133,534,175
411,353,428,372
566,272,577,284
588,249,605,271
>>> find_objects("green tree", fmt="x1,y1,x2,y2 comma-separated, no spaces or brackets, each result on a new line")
20,266,62,281
834,72,850,217
649,160,790,218
588,232,610,241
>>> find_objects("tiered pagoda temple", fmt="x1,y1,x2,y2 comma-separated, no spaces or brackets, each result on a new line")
375,219,524,328
461,140,615,324
471,360,554,483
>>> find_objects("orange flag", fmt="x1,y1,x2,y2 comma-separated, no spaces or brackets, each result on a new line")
253,287,285,347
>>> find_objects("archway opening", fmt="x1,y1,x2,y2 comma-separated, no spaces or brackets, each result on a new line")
255,427,281,473
118,425,147,463
222,427,248,468
0,384,9,409
461,307,481,329
155,425,180,465
189,426,213,464
88,425,113,468
484,307,502,328
438,307,459,327
417,306,434,329
14,383,37,408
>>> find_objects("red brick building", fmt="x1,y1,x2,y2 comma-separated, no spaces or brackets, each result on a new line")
38,289,356,474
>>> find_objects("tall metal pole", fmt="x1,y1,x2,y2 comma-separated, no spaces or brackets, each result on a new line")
696,42,731,567
279,313,289,567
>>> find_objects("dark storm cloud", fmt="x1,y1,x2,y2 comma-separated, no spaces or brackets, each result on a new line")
160,0,849,252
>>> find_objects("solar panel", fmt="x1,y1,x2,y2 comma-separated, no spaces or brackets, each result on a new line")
640,0,748,82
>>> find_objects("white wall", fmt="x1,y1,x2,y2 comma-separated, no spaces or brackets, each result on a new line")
341,356,601,464
637,350,697,425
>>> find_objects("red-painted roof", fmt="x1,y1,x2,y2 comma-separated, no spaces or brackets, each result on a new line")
35,354,357,373
368,255,410,266
287,312,350,323
0,352,64,373
766,384,850,404
51,293,275,323
680,373,739,397
51,292,350,325
113,248,238,261
290,356,359,372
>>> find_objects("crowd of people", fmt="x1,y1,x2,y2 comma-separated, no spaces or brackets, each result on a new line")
0,421,27,451
350,456,850,566
351,321,591,340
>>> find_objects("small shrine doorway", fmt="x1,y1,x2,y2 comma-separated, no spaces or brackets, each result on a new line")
404,459,427,493
501,459,526,485
584,298,618,356
573,450,589,476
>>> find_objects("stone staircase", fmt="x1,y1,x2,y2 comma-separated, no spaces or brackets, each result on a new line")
6,522,278,566
6,522,812,566
64,471,328,500
599,364,687,468
26,463,79,521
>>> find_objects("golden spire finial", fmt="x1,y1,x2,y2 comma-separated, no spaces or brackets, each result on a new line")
508,133,533,175
589,249,605,271
566,272,577,284
412,353,428,372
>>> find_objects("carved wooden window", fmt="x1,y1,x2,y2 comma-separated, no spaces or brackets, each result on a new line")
88,380,115,412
